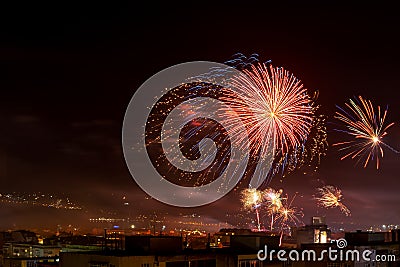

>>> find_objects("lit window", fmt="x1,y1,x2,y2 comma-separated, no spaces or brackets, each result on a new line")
238,259,262,267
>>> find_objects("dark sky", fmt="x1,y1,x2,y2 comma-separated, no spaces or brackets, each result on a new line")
1,3,400,231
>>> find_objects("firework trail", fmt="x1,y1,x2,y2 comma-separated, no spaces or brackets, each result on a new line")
275,192,304,229
241,188,264,231
224,52,271,71
275,192,304,245
334,96,398,169
315,185,351,216
263,188,284,231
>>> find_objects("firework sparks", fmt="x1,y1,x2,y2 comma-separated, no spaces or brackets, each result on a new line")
334,96,398,169
223,63,314,160
241,188,264,231
276,192,304,229
263,188,283,214
275,194,303,247
224,52,264,70
315,185,351,216
241,187,304,232
268,101,328,180
241,188,263,209
263,188,283,230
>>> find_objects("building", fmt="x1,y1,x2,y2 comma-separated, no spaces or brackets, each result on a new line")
384,229,400,243
3,256,59,267
345,230,385,245
291,217,331,248
0,231,38,249
60,232,284,267
3,243,60,258
212,228,280,250
124,236,183,254
345,230,400,267
212,228,254,248
2,243,60,267
61,251,218,267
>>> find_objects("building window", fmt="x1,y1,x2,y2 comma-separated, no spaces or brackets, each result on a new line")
238,259,262,267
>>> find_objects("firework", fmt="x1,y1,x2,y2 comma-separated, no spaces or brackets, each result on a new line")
275,192,303,246
241,188,263,210
241,187,304,232
275,192,304,229
334,96,397,169
223,63,314,159
315,185,351,216
184,57,317,187
142,57,317,206
262,187,283,230
241,188,264,231
263,188,283,213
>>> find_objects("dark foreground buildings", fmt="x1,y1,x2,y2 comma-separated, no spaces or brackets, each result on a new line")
59,227,400,267
60,233,282,267
2,220,400,267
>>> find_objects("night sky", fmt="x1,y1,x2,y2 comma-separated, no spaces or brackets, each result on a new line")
1,3,400,232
